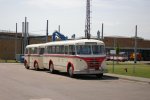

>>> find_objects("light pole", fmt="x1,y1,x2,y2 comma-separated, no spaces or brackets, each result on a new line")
134,25,137,64
46,20,48,43
133,25,137,73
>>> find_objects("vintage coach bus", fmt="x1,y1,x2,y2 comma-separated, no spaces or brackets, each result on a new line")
24,43,45,70
24,39,107,78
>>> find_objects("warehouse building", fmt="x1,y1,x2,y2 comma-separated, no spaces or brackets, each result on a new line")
0,31,150,60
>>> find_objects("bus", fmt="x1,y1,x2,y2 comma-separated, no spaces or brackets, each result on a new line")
24,43,45,70
24,39,107,78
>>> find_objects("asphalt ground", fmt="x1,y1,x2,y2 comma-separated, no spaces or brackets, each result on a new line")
0,63,150,100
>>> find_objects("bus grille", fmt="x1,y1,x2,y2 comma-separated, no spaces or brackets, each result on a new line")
86,59,101,69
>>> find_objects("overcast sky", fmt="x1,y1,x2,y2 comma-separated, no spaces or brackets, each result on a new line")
0,0,150,39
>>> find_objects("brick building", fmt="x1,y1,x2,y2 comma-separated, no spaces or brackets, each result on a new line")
0,32,150,60
103,36,150,60
0,31,51,60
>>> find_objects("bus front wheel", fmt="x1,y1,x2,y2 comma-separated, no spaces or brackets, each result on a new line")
96,73,103,78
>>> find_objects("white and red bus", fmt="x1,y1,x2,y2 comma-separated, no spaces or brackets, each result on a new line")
24,39,107,78
24,43,45,70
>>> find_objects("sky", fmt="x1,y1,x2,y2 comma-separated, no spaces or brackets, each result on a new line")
0,0,150,39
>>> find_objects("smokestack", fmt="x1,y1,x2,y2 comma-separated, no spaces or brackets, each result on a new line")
46,20,48,42
22,17,28,53
102,23,104,40
58,25,60,33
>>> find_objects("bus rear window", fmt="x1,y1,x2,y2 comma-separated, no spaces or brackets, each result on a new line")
25,48,28,54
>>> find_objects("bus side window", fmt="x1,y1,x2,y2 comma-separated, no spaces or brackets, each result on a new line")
39,48,44,55
29,48,31,54
65,46,68,54
47,46,51,54
52,46,56,54
60,45,64,54
56,46,60,54
69,45,75,55
44,47,47,54
30,48,34,54
33,47,38,54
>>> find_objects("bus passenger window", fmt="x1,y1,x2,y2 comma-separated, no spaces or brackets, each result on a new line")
52,46,56,54
39,48,44,55
56,46,59,54
30,48,34,54
65,46,68,54
60,45,64,54
47,46,52,54
69,45,75,55
33,48,38,54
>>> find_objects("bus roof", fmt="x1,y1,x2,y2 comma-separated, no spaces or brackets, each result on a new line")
45,39,104,46
26,43,45,48
26,39,105,48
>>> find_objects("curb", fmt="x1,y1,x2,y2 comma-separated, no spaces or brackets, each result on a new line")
105,73,150,84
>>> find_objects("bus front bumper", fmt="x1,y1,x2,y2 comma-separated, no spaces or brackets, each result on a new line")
74,69,108,75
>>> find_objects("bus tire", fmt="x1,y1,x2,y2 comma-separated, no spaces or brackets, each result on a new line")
34,62,39,71
24,61,29,69
49,63,55,74
96,73,103,78
68,66,74,78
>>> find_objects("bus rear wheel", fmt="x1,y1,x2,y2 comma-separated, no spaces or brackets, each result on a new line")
24,62,29,69
34,62,39,71
68,66,74,78
49,63,55,74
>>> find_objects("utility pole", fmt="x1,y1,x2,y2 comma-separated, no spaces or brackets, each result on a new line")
133,25,137,73
15,23,17,60
46,20,49,42
22,17,29,53
85,0,91,39
134,25,137,64
24,17,27,51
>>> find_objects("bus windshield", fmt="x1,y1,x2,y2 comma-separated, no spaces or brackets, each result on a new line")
76,45,91,55
92,45,105,55
76,45,105,55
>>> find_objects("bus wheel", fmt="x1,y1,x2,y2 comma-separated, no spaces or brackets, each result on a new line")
34,62,39,71
49,63,55,74
96,73,103,78
24,62,29,69
68,66,74,78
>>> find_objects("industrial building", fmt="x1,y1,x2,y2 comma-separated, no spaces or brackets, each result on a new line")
0,31,150,60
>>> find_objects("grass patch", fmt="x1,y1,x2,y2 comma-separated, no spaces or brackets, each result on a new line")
0,60,18,63
106,61,150,78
